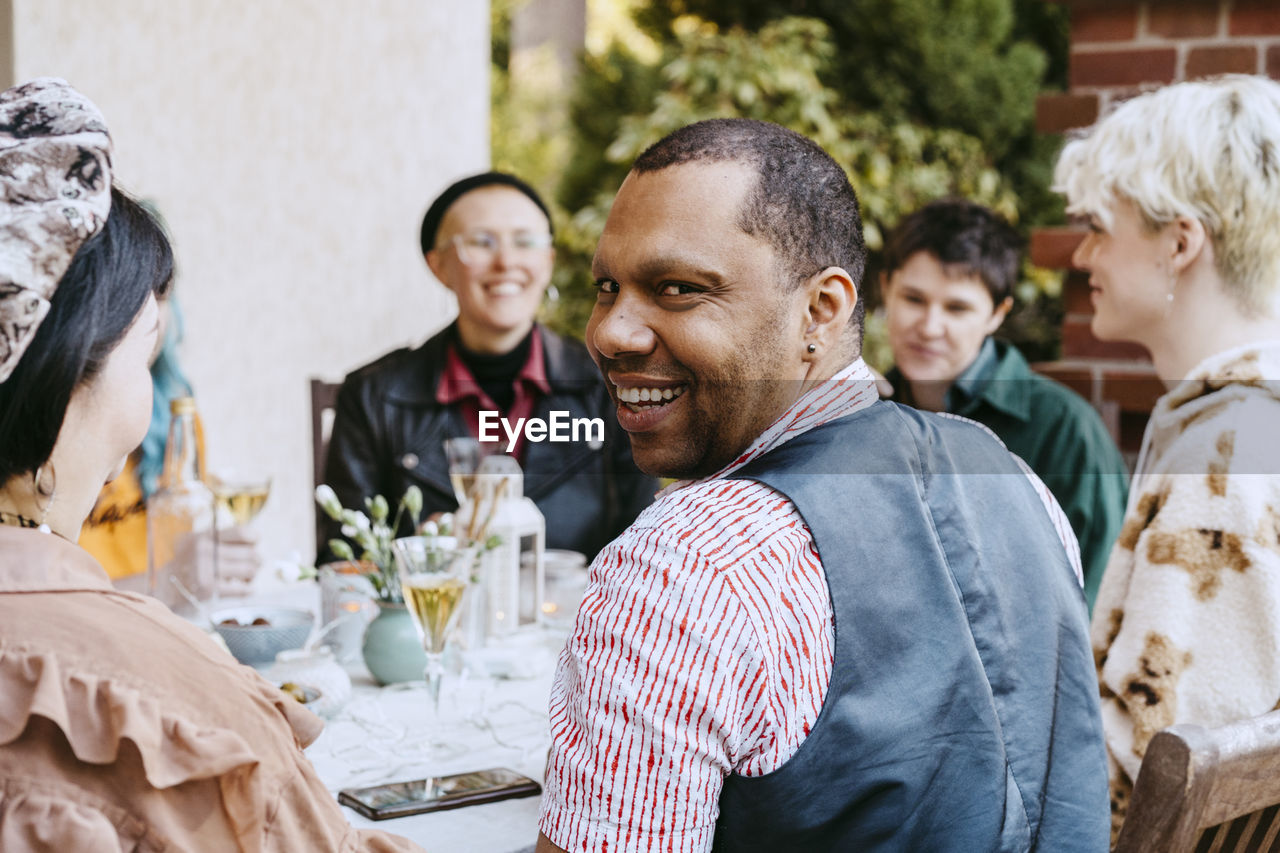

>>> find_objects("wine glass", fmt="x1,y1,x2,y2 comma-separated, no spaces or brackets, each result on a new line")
392,536,474,719
443,437,483,506
208,471,271,600
209,471,272,525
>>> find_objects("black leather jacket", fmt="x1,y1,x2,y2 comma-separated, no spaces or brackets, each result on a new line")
319,324,657,561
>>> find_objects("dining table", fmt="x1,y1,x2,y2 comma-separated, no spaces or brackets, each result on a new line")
249,573,561,853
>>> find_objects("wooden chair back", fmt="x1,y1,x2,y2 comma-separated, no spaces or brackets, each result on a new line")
310,378,342,490
1115,710,1280,852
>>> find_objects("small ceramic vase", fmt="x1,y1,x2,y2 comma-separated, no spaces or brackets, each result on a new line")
362,600,429,685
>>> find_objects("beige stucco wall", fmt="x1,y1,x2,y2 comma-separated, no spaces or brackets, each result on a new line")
11,1,489,565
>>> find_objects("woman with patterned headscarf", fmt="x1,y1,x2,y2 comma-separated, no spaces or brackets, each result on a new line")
0,78,422,851
1055,74,1280,840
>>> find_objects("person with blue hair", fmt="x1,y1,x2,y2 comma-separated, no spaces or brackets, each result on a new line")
80,293,260,591
137,291,193,496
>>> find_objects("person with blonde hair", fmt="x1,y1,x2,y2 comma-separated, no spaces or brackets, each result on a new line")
1055,73,1280,836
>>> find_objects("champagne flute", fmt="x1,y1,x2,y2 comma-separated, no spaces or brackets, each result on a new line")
393,536,474,718
443,437,482,506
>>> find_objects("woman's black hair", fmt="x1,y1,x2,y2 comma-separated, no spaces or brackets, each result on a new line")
0,186,174,485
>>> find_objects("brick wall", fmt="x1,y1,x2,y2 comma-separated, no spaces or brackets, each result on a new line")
1031,0,1280,455
1039,0,1280,133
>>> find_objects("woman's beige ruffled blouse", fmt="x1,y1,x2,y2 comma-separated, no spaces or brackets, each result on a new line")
0,525,423,852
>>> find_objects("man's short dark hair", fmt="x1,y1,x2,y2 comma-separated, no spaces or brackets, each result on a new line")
882,199,1022,304
631,119,866,346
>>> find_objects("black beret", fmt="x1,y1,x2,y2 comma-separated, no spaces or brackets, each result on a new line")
419,171,553,256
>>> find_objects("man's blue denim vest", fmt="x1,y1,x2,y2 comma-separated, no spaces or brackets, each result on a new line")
713,400,1109,852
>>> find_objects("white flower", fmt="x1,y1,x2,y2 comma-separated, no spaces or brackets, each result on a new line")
315,484,342,518
403,485,423,519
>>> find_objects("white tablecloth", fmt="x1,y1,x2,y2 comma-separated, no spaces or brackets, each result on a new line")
251,577,559,853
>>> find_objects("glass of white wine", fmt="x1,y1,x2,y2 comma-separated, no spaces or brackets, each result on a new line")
209,473,271,526
392,535,474,720
207,472,271,601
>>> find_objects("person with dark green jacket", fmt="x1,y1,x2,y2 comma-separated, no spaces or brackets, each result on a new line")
881,199,1128,608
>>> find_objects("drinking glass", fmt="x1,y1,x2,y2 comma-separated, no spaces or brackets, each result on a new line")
208,472,272,525
540,549,589,632
393,536,475,718
443,437,483,506
208,471,271,600
317,562,378,663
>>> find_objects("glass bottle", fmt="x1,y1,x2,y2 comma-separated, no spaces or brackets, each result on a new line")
147,396,215,620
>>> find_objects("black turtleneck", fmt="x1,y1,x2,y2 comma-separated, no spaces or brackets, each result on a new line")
454,327,535,412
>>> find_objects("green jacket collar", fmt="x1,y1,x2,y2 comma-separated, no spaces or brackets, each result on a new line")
887,338,1032,422
950,338,1032,422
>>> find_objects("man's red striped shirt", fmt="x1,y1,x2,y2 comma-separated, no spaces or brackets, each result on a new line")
539,359,1081,853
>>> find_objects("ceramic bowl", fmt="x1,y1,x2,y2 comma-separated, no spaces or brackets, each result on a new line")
278,681,322,706
211,606,313,665
266,647,352,717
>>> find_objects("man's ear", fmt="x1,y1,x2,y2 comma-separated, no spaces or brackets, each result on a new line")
802,266,857,358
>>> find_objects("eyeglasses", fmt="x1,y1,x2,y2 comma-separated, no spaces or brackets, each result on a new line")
445,230,553,267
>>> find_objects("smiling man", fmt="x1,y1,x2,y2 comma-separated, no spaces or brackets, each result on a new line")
880,199,1128,608
535,120,1108,853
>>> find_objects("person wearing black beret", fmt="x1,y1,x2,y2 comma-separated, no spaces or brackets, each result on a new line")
319,172,657,562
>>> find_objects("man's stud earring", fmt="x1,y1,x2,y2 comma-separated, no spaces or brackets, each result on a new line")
807,343,817,354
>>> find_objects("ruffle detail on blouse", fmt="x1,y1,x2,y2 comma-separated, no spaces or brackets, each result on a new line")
0,644,276,847
0,647,261,788
0,775,167,851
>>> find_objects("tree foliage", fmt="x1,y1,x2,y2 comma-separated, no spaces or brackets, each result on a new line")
542,17,1022,366
495,1,1071,362
634,0,1066,166
492,0,572,210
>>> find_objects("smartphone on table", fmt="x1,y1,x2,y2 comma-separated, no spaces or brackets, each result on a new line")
338,767,541,821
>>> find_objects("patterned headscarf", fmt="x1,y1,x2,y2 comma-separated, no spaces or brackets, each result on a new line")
0,78,112,383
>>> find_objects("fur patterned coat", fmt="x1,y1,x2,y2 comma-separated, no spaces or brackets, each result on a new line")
1092,341,1280,837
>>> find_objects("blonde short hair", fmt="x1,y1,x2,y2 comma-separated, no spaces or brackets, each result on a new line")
1054,75,1280,314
